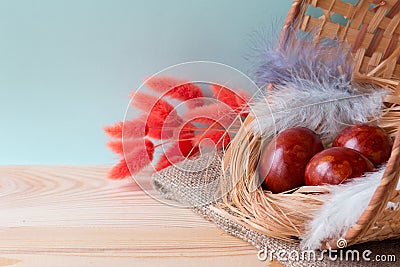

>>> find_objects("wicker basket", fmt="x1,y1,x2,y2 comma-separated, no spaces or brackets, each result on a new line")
221,0,400,250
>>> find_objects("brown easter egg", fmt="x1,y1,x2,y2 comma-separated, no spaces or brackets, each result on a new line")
305,147,374,186
260,127,324,193
333,123,391,166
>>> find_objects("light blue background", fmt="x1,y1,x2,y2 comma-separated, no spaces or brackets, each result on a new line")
0,0,291,164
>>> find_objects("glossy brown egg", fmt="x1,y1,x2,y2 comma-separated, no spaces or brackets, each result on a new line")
333,123,391,166
305,147,374,186
259,127,323,193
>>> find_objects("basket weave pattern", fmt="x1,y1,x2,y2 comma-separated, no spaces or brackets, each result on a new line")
295,0,400,77
221,0,400,250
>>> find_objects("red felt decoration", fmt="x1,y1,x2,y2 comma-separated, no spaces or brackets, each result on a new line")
210,84,249,114
104,116,148,139
145,76,204,108
183,102,237,128
131,92,183,139
194,130,231,149
107,138,150,155
104,75,250,179
108,139,155,179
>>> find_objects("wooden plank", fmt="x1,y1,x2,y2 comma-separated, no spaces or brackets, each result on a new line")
0,166,280,266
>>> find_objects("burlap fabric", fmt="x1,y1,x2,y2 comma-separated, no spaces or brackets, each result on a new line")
152,153,399,266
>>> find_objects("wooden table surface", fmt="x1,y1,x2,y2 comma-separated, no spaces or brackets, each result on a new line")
0,165,277,267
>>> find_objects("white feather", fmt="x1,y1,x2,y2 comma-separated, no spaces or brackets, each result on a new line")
301,165,400,250
250,78,386,145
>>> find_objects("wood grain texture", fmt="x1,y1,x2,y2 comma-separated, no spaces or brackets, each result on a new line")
0,166,279,267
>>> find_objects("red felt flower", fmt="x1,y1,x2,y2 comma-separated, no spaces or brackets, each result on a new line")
105,76,250,179
108,139,154,179
145,76,204,108
131,92,183,139
104,116,148,139
194,130,231,149
155,123,199,171
183,102,237,128
107,138,149,155
210,84,249,115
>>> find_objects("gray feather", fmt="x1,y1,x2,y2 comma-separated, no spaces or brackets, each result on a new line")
250,79,387,144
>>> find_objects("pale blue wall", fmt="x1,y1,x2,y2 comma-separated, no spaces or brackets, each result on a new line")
0,0,292,164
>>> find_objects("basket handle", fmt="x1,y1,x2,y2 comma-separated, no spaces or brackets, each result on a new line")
326,127,400,249
279,0,303,46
